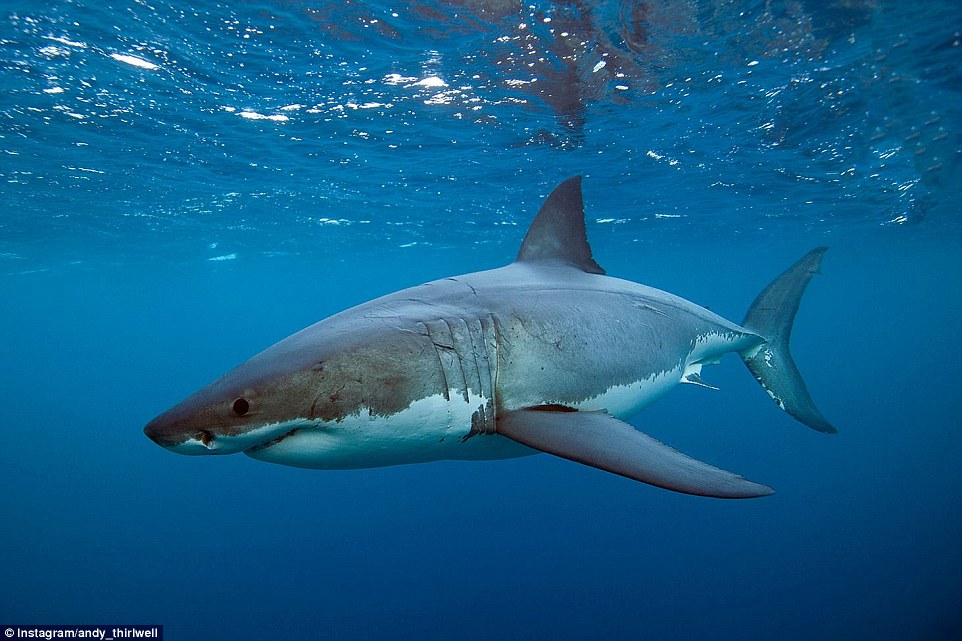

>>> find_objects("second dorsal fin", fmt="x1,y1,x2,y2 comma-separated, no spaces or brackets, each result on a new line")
514,176,605,274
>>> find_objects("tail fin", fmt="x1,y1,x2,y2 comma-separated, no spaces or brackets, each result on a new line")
741,247,837,434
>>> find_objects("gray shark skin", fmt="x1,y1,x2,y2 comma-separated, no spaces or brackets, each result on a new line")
145,177,836,498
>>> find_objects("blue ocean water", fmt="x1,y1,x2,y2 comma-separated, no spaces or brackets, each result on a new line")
2,1,961,639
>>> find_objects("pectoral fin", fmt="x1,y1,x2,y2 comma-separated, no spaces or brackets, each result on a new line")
497,408,773,499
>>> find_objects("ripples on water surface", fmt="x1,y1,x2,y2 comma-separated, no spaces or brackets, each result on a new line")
2,1,959,267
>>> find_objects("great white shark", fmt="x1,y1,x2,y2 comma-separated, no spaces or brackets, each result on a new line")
145,177,836,498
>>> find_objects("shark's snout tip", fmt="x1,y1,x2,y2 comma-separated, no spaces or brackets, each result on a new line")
143,418,161,442
144,415,186,449
144,426,168,448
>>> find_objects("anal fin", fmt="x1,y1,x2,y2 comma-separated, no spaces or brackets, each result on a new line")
497,408,773,499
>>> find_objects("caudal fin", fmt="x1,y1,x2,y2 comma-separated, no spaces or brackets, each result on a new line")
740,247,837,434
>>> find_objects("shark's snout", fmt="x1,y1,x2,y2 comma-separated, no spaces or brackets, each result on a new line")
144,415,185,448
144,414,218,454
145,399,312,456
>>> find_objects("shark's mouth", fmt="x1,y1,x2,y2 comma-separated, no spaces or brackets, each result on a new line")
245,427,301,453
165,433,220,455
155,420,313,456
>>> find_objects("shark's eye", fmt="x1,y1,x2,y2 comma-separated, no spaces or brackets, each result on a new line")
232,398,250,416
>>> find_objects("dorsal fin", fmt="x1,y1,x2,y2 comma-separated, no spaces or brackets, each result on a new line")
515,176,605,274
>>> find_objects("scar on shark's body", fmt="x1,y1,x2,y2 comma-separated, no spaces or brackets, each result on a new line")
145,177,836,498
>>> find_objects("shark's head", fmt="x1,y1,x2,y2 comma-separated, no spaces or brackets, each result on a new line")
144,351,323,456
144,311,440,458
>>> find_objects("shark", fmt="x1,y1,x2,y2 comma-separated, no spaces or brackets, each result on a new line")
145,177,836,498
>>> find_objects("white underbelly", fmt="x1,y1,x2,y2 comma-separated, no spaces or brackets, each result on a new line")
245,391,533,470
568,365,685,419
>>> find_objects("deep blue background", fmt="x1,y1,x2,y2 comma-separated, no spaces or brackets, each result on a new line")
2,1,961,639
